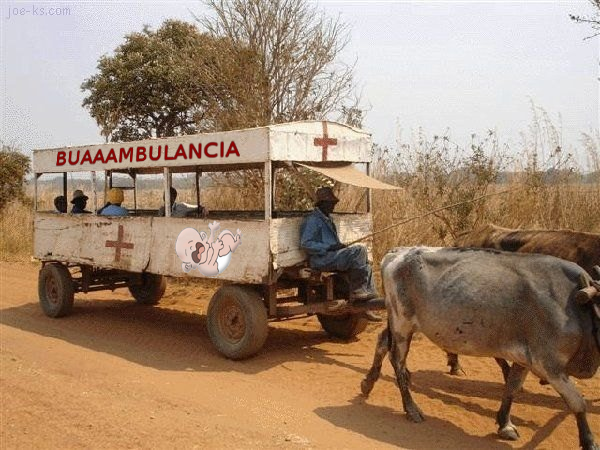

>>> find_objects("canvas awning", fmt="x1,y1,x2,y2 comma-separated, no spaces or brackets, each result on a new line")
295,163,400,190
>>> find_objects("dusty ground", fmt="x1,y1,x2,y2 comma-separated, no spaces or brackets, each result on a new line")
1,262,598,449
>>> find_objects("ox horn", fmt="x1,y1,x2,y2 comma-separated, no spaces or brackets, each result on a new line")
575,272,598,304
579,273,591,289
593,265,600,281
575,286,599,304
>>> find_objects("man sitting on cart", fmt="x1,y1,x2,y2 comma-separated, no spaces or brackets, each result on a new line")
99,188,129,216
300,186,378,303
159,187,208,218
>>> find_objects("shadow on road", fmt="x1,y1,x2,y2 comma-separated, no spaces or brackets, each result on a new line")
3,295,597,449
314,395,514,450
0,296,369,376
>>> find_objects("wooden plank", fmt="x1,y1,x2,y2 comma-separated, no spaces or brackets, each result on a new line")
33,127,270,173
34,213,270,283
33,121,371,173
264,161,272,220
270,214,373,269
34,214,152,272
163,168,171,218
148,217,270,283
33,210,371,284
91,171,97,213
276,297,385,317
34,174,39,211
269,122,371,163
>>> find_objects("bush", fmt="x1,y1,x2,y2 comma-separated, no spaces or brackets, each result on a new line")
0,146,31,213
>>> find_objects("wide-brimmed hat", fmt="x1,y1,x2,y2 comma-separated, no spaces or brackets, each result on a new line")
315,186,339,203
107,188,124,204
71,189,89,203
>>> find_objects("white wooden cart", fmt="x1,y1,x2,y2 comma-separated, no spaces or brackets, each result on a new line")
33,121,396,359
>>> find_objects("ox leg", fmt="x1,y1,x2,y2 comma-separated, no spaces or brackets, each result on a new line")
494,357,512,383
361,326,389,397
389,331,423,423
546,375,597,450
447,352,465,376
496,363,528,441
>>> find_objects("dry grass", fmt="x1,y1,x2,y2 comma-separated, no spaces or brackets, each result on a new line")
0,201,33,261
2,177,598,263
371,182,599,265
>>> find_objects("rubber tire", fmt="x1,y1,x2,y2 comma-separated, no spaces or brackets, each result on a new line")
317,313,368,340
207,285,268,360
38,263,74,318
129,273,167,305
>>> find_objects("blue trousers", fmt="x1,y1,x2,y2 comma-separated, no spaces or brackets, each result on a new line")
309,244,375,293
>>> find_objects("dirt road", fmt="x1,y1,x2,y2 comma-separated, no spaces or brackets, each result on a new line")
1,262,598,449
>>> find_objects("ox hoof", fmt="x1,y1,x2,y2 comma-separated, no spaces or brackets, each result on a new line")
448,364,465,376
449,367,462,376
406,406,425,423
498,424,519,441
360,379,373,397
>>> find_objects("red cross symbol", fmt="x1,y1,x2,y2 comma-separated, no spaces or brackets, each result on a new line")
314,121,337,161
105,224,134,262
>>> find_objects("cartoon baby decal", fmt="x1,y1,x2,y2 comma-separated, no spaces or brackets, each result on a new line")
175,221,242,277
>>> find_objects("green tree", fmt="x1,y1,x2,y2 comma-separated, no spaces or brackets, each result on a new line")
82,19,267,141
200,0,360,124
0,145,31,212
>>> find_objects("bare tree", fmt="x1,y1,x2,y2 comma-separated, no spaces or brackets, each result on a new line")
199,0,359,124
570,0,600,39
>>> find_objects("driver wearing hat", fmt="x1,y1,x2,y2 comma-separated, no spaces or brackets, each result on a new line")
300,186,379,306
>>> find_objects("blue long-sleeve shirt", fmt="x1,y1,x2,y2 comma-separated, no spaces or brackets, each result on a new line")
300,208,342,257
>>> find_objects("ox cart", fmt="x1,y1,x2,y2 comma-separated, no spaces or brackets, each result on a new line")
33,121,395,359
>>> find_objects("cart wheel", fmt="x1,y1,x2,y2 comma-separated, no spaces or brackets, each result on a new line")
129,273,167,305
317,313,368,340
207,285,268,360
38,263,74,318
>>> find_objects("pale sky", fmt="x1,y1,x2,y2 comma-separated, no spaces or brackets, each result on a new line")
1,0,598,164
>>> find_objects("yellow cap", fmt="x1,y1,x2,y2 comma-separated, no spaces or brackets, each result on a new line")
107,188,124,204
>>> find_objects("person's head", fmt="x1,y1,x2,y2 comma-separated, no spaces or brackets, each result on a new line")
107,188,124,206
169,187,178,204
54,195,67,213
315,186,339,215
71,190,89,210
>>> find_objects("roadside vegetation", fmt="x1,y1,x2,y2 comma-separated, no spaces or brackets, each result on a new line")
2,0,598,264
2,108,598,263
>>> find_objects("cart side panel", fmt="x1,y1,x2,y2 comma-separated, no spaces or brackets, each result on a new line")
34,214,152,271
271,214,373,269
269,122,371,162
148,218,270,283
33,128,269,173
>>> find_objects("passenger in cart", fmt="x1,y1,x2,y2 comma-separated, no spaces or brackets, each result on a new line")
70,190,91,214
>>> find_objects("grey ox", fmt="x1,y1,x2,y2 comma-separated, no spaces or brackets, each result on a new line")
360,247,600,449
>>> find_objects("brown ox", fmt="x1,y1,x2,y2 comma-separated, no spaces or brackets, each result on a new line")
455,224,600,275
448,224,600,379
